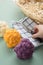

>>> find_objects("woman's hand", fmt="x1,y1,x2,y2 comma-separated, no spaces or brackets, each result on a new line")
32,25,43,39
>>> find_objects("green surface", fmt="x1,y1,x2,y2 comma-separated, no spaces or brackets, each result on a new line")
0,0,43,65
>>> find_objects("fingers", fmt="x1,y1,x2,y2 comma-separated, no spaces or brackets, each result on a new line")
32,25,39,38
33,25,39,30
32,25,43,39
32,32,39,38
34,27,38,33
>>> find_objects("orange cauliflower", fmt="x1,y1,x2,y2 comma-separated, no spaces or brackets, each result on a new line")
4,29,21,48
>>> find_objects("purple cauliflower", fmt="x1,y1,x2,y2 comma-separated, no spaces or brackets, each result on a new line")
14,38,34,59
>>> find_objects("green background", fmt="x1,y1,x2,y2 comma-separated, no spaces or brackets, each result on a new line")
0,0,43,65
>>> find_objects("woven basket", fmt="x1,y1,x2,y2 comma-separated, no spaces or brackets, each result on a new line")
16,0,43,24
